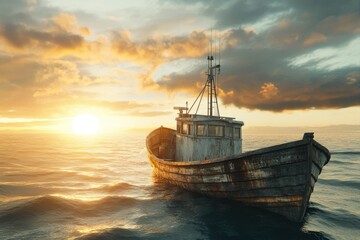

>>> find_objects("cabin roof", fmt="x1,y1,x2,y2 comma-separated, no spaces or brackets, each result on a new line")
176,114,244,125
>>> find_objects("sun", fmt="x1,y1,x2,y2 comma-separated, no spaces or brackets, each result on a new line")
72,114,99,135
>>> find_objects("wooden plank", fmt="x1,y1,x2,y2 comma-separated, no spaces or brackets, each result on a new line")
150,150,308,175
153,167,307,189
310,163,321,181
157,160,308,179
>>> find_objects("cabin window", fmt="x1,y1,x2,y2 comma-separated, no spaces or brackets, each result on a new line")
208,125,224,137
226,127,233,137
188,124,192,135
234,128,241,138
177,122,182,133
182,123,188,134
197,124,205,136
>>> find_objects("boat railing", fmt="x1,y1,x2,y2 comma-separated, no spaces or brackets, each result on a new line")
177,113,236,121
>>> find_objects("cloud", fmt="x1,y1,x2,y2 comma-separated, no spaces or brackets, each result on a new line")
303,33,327,46
0,55,105,95
0,55,127,118
111,29,212,91
0,4,106,62
346,72,359,85
0,22,85,49
259,83,279,99
0,1,159,121
142,0,360,112
0,0,359,120
289,37,360,70
111,30,208,68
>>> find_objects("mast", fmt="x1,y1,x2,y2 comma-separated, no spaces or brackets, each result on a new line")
207,55,220,116
188,43,221,117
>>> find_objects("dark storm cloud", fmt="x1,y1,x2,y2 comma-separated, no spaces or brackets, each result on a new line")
152,0,360,111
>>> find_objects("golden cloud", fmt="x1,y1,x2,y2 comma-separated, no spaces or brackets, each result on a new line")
33,60,103,97
111,30,208,67
0,56,117,118
259,82,279,99
111,30,211,91
52,13,79,32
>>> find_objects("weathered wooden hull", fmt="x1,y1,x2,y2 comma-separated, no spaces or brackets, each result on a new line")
146,127,330,222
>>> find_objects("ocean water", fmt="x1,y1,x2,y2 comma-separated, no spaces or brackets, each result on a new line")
0,130,359,240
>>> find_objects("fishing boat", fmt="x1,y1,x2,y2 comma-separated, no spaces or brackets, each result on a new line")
146,54,331,222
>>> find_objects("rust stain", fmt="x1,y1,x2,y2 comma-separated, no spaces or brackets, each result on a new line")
236,195,303,207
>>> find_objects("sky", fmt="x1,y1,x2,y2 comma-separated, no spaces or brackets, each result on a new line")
0,0,359,133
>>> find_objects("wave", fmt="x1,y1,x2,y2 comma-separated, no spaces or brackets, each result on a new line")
328,160,356,165
74,214,332,240
92,195,140,207
74,227,166,240
94,182,137,192
0,184,61,196
331,151,360,155
318,178,360,189
0,182,142,199
0,195,142,223
308,203,360,230
2,170,106,183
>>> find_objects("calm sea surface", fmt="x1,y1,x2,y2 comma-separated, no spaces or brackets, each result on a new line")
0,130,359,240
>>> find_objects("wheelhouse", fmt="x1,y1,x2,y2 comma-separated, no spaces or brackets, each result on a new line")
174,110,243,162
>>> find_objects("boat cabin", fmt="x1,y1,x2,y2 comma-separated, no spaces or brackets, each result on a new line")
173,53,244,162
174,107,244,162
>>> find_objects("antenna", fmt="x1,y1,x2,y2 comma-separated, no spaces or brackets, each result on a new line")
218,32,221,66
208,30,210,59
215,32,220,116
211,28,213,57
